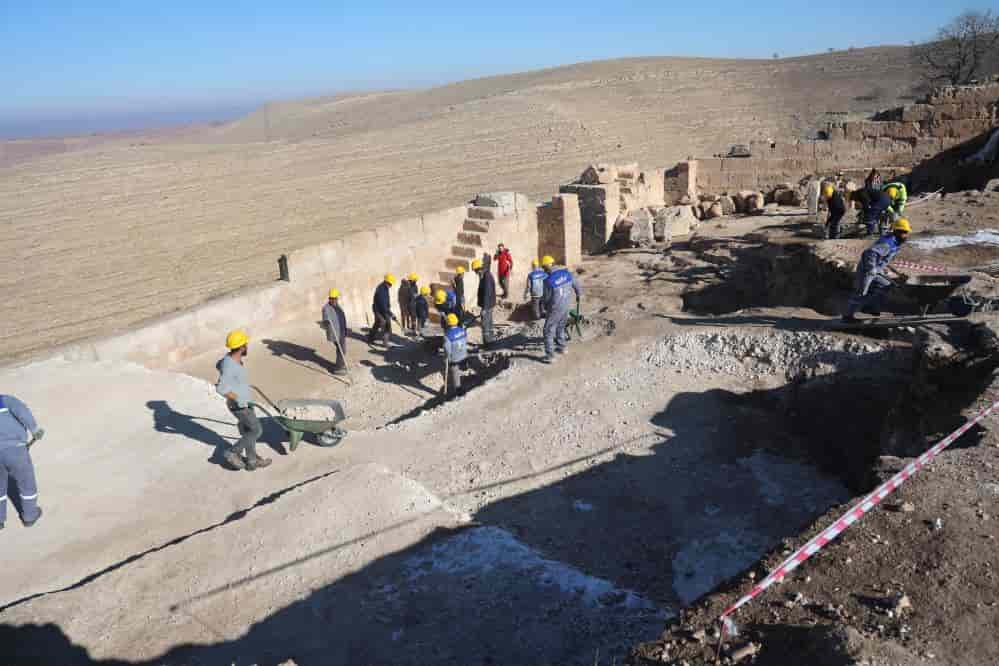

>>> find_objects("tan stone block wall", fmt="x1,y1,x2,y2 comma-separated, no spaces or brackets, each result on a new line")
537,194,583,268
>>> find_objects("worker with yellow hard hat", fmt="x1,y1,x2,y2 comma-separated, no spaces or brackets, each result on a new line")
322,288,348,374
842,218,911,323
820,182,847,240
539,255,581,363
216,330,271,471
452,265,467,323
524,258,548,320
441,312,469,396
882,180,907,218
412,285,432,335
398,273,418,333
472,257,497,346
368,274,400,346
433,287,459,332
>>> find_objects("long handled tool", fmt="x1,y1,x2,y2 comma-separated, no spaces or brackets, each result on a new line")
329,334,354,384
252,385,284,414
440,354,450,397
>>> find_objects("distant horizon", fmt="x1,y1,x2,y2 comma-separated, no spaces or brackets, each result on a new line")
0,44,919,141
8,0,977,139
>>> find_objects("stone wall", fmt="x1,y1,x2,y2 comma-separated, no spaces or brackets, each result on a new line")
537,194,582,268
664,84,999,197
32,206,468,368
558,182,620,254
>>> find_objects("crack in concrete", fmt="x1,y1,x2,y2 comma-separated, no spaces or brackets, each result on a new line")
0,469,339,615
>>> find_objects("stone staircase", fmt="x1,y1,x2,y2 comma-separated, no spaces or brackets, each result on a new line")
427,206,496,324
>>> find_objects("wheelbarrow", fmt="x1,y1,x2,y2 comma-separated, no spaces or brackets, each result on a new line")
251,386,347,452
898,273,973,316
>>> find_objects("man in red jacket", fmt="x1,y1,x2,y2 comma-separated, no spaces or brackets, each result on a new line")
494,243,513,299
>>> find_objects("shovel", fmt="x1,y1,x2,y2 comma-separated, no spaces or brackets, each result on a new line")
440,354,450,397
329,333,354,384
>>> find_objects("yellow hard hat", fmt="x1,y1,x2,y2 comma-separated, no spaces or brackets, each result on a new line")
455,266,466,274
434,289,447,305
225,330,249,350
445,313,459,327
886,186,899,200
821,183,834,199
470,259,483,270
531,258,540,267
541,255,555,268
329,288,340,299
893,218,911,233
420,286,431,296
408,272,419,282
384,273,396,286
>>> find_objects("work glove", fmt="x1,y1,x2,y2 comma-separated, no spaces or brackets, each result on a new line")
32,428,44,441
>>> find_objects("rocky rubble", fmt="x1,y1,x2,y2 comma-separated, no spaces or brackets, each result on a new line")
283,404,340,421
644,331,896,381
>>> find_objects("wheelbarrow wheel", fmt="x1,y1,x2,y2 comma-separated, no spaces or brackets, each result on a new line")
317,427,346,448
947,296,974,318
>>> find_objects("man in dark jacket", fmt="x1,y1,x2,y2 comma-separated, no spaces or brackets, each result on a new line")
850,188,893,236
821,183,847,239
368,274,399,346
322,288,348,373
412,286,431,335
473,258,497,345
398,276,414,332
452,266,466,323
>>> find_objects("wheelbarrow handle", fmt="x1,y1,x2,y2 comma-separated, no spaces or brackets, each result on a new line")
251,385,284,413
247,401,275,419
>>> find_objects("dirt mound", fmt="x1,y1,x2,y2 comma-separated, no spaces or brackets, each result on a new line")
644,331,894,381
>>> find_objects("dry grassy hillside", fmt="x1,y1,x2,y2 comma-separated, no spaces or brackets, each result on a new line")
0,47,917,362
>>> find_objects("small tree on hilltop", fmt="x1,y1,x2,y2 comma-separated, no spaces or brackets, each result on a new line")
915,10,999,85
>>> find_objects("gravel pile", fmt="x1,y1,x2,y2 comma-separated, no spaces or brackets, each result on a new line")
645,331,900,380
284,404,339,421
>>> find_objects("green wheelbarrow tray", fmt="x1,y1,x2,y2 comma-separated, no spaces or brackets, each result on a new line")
251,399,347,452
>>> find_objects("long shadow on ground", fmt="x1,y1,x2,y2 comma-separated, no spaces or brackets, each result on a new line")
4,378,868,666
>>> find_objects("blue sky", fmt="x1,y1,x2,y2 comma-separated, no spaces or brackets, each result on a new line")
2,1,995,137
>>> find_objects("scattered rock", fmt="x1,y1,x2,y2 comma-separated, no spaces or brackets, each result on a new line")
734,190,757,213
774,187,804,206
718,195,736,215
703,202,724,219
654,205,698,240
745,192,766,214
728,642,761,663
578,163,617,185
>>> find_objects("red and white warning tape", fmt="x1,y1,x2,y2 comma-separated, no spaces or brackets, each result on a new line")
893,259,956,274
828,245,957,275
720,399,999,624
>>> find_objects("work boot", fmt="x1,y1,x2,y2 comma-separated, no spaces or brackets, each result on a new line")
555,347,567,354
841,314,860,323
223,449,247,470
542,355,555,364
23,507,43,527
246,456,273,471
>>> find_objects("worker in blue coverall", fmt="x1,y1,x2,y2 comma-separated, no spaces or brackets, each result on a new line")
842,218,911,322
